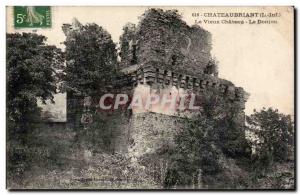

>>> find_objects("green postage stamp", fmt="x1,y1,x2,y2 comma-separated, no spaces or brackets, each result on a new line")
14,6,51,28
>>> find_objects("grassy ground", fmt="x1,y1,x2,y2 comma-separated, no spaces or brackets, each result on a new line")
7,123,159,189
7,123,294,189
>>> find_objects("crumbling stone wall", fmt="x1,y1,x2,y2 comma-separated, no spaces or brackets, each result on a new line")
119,23,137,67
119,9,215,75
66,50,247,157
128,112,186,157
92,111,132,154
127,112,187,184
121,65,248,156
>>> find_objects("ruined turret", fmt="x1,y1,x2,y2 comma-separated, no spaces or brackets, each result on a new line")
62,17,82,36
120,9,215,76
115,9,249,168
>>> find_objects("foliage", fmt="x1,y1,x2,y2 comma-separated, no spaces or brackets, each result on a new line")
164,114,221,188
64,23,118,95
7,33,63,182
166,106,294,188
7,33,63,137
202,91,250,157
164,90,251,188
246,108,294,166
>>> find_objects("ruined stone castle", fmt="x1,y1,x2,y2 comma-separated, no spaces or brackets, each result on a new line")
63,9,249,180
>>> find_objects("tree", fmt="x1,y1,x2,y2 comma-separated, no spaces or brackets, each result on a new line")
202,90,249,157
246,108,294,165
164,114,221,188
63,22,118,95
7,33,63,138
164,91,250,188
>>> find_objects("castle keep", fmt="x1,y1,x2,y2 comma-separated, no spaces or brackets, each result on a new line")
64,9,249,181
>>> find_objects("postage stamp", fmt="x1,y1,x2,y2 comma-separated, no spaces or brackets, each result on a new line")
14,6,51,28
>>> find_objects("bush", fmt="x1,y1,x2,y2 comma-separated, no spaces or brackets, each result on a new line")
246,108,294,166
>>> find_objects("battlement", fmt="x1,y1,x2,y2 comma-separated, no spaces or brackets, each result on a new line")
119,64,248,103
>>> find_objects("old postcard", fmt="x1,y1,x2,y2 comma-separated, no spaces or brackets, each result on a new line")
6,6,294,190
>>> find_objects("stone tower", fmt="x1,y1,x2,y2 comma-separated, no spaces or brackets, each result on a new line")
116,9,248,157
64,9,249,184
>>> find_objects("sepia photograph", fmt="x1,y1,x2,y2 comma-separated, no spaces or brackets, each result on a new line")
6,6,295,190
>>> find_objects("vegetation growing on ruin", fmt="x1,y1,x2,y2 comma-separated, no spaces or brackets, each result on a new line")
164,107,294,189
64,22,119,95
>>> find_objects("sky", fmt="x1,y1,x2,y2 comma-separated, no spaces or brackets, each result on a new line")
6,6,294,116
